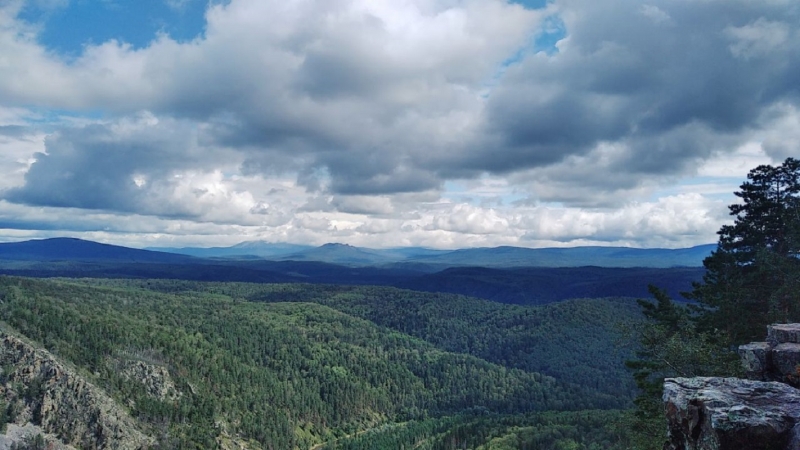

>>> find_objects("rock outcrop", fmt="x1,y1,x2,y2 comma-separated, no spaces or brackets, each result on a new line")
663,377,800,450
740,324,800,385
0,331,153,449
664,324,800,450
109,356,181,402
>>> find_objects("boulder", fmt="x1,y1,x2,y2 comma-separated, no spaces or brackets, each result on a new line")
663,377,800,450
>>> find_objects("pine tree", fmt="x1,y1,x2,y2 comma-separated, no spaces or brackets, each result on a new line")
690,157,800,343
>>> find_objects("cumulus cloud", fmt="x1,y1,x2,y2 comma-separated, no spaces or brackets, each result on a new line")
0,0,798,247
484,0,800,195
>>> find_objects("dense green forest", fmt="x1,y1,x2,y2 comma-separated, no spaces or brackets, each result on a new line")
74,279,641,401
0,257,703,307
0,276,635,449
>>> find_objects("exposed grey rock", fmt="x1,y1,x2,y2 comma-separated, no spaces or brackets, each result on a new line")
773,343,800,383
0,331,154,450
0,423,75,450
109,356,181,402
768,324,800,346
740,325,800,387
739,342,770,380
663,377,800,450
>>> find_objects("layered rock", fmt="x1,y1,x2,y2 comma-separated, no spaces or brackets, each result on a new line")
665,324,800,450
663,377,800,450
0,331,153,449
739,324,800,385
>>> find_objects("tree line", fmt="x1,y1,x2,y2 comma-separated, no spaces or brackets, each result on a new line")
626,157,800,448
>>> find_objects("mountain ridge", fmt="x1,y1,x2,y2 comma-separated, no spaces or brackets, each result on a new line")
0,238,196,264
0,238,708,304
151,240,716,268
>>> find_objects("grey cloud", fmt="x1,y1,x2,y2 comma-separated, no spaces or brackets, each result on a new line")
0,125,30,137
330,195,394,215
3,116,232,218
478,1,800,184
4,0,800,218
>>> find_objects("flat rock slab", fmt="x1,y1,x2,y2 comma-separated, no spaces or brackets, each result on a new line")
769,324,800,346
664,377,800,450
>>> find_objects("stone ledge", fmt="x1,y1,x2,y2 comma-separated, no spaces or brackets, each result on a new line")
668,324,800,450
768,324,800,346
739,325,800,386
663,377,800,450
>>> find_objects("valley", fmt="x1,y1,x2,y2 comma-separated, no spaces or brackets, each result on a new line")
0,238,705,448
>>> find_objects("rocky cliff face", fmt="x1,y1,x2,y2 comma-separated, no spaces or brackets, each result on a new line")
0,331,153,449
664,324,800,450
109,354,181,402
663,377,800,450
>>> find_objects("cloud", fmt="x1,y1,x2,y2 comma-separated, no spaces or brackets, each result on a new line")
639,5,671,25
6,0,799,199
429,203,510,235
483,1,800,188
516,193,727,247
0,0,798,247
1,0,542,194
726,18,792,59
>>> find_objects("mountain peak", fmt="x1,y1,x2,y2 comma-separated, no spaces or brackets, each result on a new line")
320,243,354,248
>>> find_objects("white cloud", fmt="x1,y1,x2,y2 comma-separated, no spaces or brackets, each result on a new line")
430,203,510,235
639,5,671,25
726,18,792,59
0,0,798,248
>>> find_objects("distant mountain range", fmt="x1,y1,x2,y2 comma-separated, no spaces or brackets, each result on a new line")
150,240,313,259
0,237,711,304
150,240,716,268
0,237,716,271
0,237,195,264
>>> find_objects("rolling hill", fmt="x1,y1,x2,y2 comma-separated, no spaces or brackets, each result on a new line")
0,276,633,448
0,238,708,305
0,237,196,263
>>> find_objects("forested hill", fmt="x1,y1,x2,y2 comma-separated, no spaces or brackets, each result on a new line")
0,258,704,306
0,276,639,449
394,266,704,304
77,279,643,402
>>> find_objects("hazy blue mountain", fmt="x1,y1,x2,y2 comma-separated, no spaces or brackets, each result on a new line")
366,247,451,259
0,238,712,305
0,238,196,263
405,244,716,268
152,241,449,264
151,240,714,268
148,240,314,258
278,243,396,265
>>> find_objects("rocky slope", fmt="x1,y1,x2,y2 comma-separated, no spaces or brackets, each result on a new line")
0,330,153,449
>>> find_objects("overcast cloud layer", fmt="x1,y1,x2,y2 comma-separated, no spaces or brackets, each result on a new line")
0,0,797,249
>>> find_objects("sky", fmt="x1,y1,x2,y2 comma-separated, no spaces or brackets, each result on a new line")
0,0,797,250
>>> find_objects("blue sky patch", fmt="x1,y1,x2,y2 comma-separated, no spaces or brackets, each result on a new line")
534,15,566,55
18,0,209,56
512,0,549,9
